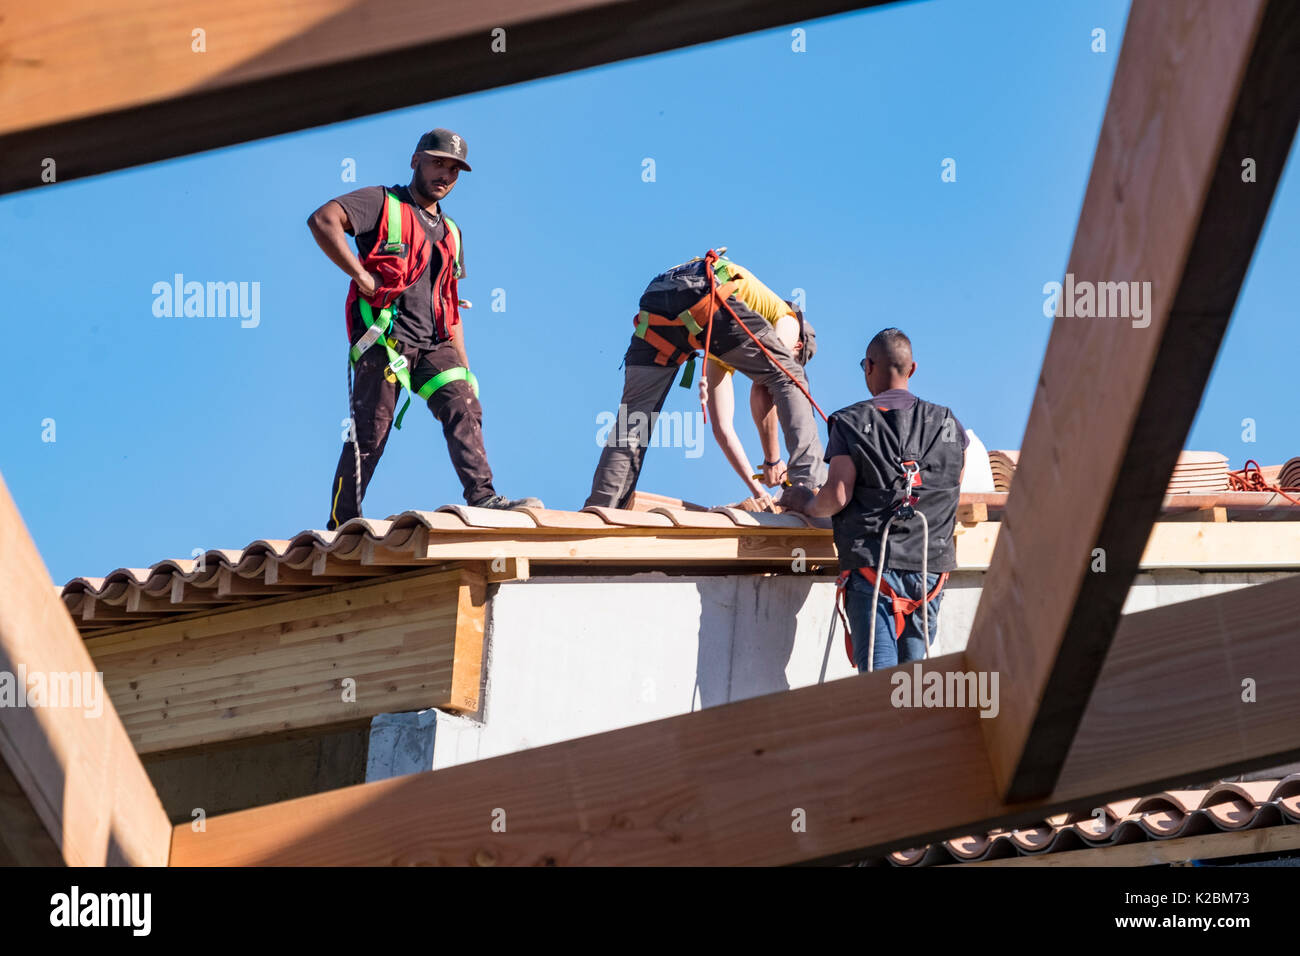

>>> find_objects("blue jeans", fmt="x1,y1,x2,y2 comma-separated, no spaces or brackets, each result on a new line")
843,569,944,673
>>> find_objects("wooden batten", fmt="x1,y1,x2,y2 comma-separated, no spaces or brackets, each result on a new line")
86,566,488,755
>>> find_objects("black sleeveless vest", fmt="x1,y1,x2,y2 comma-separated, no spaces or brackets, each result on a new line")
828,397,963,572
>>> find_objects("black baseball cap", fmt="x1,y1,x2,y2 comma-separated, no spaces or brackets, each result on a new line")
415,128,471,171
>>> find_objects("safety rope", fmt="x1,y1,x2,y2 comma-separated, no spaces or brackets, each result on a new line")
347,358,362,521
700,249,829,425
832,463,940,672
1227,459,1300,506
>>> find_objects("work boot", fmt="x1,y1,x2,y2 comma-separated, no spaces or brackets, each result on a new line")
472,494,544,510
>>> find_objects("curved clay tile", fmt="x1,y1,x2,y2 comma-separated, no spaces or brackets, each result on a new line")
1267,775,1300,820
649,507,738,529
512,507,609,529
389,509,471,532
581,506,675,528
1008,827,1056,852
437,504,538,529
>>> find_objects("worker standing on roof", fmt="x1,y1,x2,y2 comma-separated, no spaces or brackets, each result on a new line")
585,251,826,512
308,128,541,530
800,329,967,672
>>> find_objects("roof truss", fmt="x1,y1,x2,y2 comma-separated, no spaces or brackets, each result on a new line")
1,0,1298,864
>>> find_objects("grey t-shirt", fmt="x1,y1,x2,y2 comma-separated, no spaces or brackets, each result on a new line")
331,184,466,348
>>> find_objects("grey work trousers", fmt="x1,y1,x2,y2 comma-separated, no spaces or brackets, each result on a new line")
585,323,826,509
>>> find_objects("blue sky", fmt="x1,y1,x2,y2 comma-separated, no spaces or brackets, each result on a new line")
2,0,1297,585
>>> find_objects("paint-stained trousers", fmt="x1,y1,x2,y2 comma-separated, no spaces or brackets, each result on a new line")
585,315,827,509
328,339,495,529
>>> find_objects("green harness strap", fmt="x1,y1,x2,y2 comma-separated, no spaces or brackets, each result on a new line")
351,194,477,429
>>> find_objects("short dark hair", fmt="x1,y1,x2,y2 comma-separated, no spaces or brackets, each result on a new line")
866,328,913,375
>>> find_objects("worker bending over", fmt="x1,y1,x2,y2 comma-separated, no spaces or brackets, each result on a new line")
308,127,541,530
801,329,966,672
586,252,826,512
706,302,817,508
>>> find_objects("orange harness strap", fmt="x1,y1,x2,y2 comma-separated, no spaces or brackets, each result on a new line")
834,567,949,666
631,279,739,368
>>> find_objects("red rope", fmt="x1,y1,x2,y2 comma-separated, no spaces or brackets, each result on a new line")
1227,459,1300,505
701,249,829,423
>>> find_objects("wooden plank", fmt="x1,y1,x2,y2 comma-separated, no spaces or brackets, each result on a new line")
968,823,1300,867
168,573,1300,866
86,568,467,754
483,557,530,584
965,0,1300,801
448,567,488,713
0,473,172,865
0,0,892,195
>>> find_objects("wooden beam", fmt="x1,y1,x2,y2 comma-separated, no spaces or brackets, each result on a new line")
1054,572,1300,801
968,823,1300,867
965,0,1300,801
0,0,894,195
169,573,1300,866
0,474,172,865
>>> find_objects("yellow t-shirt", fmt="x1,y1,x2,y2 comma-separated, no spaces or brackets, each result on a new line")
708,259,794,374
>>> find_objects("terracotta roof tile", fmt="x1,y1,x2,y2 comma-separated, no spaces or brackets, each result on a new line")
879,774,1300,865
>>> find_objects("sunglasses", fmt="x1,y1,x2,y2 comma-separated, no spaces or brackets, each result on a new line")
859,357,871,372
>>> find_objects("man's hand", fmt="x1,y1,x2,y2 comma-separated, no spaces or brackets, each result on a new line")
761,460,788,487
354,270,382,298
778,483,816,515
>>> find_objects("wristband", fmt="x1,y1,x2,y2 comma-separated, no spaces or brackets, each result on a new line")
763,459,782,468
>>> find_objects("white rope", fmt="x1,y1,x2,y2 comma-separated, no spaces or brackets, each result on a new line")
347,359,362,521
864,510,932,671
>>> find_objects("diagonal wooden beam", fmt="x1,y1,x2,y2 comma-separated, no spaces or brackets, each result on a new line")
0,474,172,865
170,574,1300,866
964,0,1300,802
0,0,898,195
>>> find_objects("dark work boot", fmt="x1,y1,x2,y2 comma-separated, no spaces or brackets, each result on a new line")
472,494,544,510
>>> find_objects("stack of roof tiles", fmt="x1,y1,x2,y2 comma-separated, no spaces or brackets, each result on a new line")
986,448,1300,495
1166,451,1229,495
1279,457,1300,490
988,450,1018,492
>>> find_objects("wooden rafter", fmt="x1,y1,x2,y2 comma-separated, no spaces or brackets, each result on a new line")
0,0,893,195
965,0,1300,802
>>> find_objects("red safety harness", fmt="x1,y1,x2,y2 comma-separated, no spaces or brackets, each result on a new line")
834,567,949,665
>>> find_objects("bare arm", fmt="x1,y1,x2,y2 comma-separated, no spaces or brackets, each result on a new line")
706,365,766,499
450,317,470,370
805,455,856,518
750,384,782,467
307,201,378,295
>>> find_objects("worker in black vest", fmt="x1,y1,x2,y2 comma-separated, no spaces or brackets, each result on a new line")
800,328,967,672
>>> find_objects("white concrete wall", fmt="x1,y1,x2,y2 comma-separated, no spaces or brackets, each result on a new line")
365,569,1294,780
